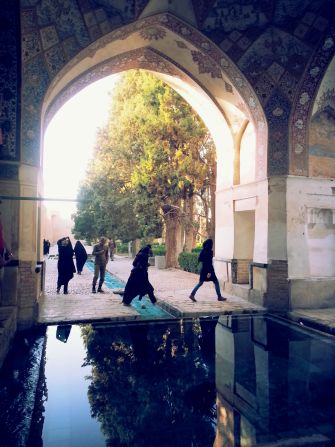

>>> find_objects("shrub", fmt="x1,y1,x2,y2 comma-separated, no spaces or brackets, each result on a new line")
151,245,166,256
178,252,200,274
116,242,129,254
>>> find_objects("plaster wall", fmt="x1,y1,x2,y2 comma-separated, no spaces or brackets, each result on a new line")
268,176,287,261
287,176,335,308
240,122,256,184
18,165,39,262
214,179,268,278
287,176,335,278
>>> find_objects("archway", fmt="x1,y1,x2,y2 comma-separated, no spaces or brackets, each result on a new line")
37,14,267,300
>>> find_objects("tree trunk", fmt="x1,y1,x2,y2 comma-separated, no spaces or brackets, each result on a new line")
162,204,182,268
183,196,195,252
208,160,217,251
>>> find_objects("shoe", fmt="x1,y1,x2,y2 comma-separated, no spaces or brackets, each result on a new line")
98,288,105,293
56,288,60,294
217,296,226,301
64,291,68,295
122,302,130,306
151,297,157,304
189,295,197,302
92,288,96,294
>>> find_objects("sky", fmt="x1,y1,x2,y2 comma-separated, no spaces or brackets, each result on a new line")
43,74,120,217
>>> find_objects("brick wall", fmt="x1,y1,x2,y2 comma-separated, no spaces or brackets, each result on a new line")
17,261,39,329
231,259,250,284
265,260,289,311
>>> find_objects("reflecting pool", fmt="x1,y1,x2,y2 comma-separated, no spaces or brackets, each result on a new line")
4,314,335,446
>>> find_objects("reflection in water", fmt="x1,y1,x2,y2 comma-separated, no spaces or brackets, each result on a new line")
29,318,218,447
27,315,335,446
56,324,71,343
81,318,217,447
214,315,335,446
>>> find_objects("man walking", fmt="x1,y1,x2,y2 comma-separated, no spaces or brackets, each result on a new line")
92,237,109,293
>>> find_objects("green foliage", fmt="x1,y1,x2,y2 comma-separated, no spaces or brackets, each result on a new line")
191,245,202,253
151,244,166,256
116,242,129,254
178,252,201,273
80,321,216,446
73,69,215,249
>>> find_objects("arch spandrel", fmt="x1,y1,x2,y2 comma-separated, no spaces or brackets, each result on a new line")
290,27,335,176
308,55,335,179
39,13,267,181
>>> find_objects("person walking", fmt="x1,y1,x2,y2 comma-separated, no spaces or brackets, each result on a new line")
122,245,157,306
92,237,109,293
108,238,116,261
57,236,76,294
74,240,87,274
0,218,13,302
189,238,226,302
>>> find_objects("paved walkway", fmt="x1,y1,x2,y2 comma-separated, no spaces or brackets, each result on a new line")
39,248,335,334
39,252,264,325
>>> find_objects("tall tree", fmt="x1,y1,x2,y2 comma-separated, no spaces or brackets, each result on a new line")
74,70,216,264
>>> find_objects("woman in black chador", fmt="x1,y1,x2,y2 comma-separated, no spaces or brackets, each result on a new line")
57,237,76,294
122,245,157,306
189,238,226,302
73,240,87,275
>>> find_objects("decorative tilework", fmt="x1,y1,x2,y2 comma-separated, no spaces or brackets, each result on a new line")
62,36,81,60
0,0,19,161
88,24,102,41
22,31,42,62
140,26,166,41
21,9,36,31
278,70,298,101
290,26,335,176
191,50,222,79
45,47,185,126
84,11,97,28
99,20,111,34
95,8,107,23
21,52,50,164
254,74,275,104
265,89,291,175
0,163,19,179
40,25,59,50
267,62,285,82
44,44,66,77
238,27,311,84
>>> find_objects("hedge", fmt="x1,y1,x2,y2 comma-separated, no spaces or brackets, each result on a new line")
151,245,166,256
178,252,201,274
116,242,129,254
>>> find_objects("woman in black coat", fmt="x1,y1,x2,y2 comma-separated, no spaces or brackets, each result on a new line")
189,238,226,302
122,245,157,306
73,240,87,274
57,237,76,294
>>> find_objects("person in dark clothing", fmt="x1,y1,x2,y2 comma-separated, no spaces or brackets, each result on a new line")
122,245,157,306
57,236,76,294
43,239,50,255
92,237,109,293
189,238,226,302
73,240,87,274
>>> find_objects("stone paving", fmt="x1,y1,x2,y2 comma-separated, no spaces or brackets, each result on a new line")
39,247,335,333
39,252,265,325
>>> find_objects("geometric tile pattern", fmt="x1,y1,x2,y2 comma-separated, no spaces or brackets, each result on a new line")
290,27,335,175
0,0,20,161
0,0,333,180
